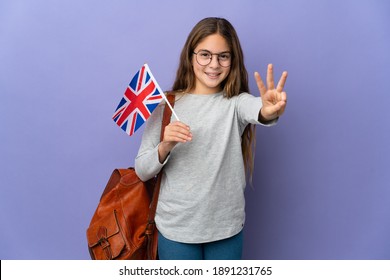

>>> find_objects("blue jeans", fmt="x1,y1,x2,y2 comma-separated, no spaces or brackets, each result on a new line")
158,231,243,260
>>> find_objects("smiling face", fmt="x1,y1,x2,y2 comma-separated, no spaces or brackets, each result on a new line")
191,34,231,94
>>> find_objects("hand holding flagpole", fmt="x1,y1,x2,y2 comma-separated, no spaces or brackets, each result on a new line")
142,65,191,163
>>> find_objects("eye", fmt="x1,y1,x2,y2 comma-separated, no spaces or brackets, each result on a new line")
199,51,211,58
219,53,231,60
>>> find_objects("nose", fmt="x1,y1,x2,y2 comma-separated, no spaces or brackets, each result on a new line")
209,54,220,68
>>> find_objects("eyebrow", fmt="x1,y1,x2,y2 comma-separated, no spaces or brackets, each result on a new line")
197,49,231,54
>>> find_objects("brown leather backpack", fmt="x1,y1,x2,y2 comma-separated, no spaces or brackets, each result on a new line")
86,94,174,260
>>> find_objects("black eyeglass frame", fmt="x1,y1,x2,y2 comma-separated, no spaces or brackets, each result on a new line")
192,50,232,67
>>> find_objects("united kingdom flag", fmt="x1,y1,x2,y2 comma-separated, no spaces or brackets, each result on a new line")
112,64,164,136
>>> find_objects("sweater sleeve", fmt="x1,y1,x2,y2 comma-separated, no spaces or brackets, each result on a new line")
134,103,169,181
236,92,278,128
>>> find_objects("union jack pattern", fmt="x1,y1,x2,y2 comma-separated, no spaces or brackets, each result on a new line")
112,64,163,136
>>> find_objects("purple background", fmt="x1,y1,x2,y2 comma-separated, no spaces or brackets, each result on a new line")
1,0,389,259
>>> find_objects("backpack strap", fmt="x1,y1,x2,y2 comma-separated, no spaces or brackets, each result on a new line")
145,93,175,259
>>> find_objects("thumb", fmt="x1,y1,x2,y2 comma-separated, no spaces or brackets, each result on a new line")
263,101,285,119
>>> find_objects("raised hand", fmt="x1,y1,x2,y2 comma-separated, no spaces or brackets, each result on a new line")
254,64,288,122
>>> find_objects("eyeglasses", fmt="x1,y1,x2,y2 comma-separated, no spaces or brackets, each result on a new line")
193,50,231,67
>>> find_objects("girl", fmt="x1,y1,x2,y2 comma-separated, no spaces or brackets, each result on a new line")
135,17,288,260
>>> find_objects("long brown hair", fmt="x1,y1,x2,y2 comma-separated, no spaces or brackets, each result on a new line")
172,17,256,180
